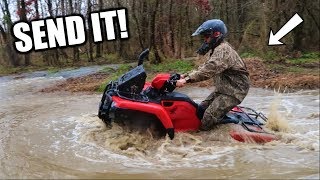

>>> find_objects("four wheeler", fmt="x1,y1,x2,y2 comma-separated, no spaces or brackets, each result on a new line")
98,49,278,143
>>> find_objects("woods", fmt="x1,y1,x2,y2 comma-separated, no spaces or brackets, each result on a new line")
0,0,319,67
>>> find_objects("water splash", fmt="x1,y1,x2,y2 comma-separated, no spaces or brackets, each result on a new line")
266,93,289,132
73,114,241,167
262,91,319,151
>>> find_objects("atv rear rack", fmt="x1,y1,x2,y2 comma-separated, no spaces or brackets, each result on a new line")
237,106,268,122
234,106,270,134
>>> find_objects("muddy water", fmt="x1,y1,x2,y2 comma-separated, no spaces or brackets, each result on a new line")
0,70,319,179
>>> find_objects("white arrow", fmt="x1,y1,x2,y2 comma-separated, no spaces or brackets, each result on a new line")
268,13,303,46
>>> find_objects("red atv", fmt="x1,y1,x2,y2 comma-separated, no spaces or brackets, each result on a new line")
98,49,277,143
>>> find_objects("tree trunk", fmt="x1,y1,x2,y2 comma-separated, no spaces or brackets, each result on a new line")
237,0,245,45
1,27,19,66
185,0,193,49
68,0,79,62
35,0,39,18
87,0,93,62
149,0,161,64
179,9,183,58
132,0,145,50
47,0,53,16
292,2,305,51
94,0,102,58
168,0,175,56
18,0,31,66
68,0,74,13
0,22,20,66
116,0,127,59
141,1,148,47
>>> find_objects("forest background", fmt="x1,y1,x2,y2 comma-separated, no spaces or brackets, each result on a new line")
0,0,319,73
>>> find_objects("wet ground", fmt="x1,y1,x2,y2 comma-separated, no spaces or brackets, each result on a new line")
40,58,319,93
0,67,319,179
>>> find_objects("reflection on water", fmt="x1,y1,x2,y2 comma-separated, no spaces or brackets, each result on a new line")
0,73,319,179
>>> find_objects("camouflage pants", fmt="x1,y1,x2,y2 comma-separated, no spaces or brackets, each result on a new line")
200,92,241,131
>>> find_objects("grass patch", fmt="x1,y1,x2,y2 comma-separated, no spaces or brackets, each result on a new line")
241,51,319,67
0,65,85,76
240,50,280,61
262,51,280,61
286,66,308,73
286,52,320,65
0,65,46,76
146,59,194,74
104,53,124,64
96,59,194,92
0,66,21,75
240,52,256,58
99,67,115,74
47,67,78,74
267,63,319,74
0,52,127,76
96,64,132,92
47,67,60,74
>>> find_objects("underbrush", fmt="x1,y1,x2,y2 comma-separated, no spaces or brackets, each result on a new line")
241,51,319,74
96,59,195,92
96,64,132,92
285,52,319,65
145,59,194,74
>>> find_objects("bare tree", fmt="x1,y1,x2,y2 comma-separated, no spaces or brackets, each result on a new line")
1,0,20,66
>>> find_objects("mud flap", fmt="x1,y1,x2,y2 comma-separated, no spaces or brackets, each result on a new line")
98,93,113,124
167,128,174,140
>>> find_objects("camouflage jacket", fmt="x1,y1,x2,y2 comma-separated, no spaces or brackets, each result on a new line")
188,41,250,101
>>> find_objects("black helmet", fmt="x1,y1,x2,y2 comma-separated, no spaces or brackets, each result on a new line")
192,19,227,55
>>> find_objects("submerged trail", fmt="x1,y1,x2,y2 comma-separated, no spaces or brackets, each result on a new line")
0,69,319,179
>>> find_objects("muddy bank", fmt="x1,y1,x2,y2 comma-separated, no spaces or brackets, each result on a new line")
40,72,109,93
244,58,319,91
41,58,319,93
179,58,319,91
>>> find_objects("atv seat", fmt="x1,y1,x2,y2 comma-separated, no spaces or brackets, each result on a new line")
160,92,199,108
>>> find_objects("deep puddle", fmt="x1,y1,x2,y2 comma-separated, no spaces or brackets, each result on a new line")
0,70,319,179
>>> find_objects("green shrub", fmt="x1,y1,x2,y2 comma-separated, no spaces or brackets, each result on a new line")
96,60,194,92
287,52,320,64
96,64,132,92
104,53,124,64
240,52,256,58
47,67,60,74
263,51,279,61
147,59,194,74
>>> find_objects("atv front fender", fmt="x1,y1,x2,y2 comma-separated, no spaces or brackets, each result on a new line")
112,96,175,139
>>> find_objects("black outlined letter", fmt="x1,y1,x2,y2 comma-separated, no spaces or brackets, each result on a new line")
46,17,67,48
90,8,129,42
91,13,102,42
13,22,33,53
65,16,86,45
100,10,117,40
12,10,130,53
117,9,128,38
32,20,48,50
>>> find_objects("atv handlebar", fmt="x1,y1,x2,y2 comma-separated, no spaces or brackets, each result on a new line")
138,49,149,66
169,73,181,81
159,73,181,93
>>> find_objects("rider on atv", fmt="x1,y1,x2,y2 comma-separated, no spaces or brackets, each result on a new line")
176,19,250,131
